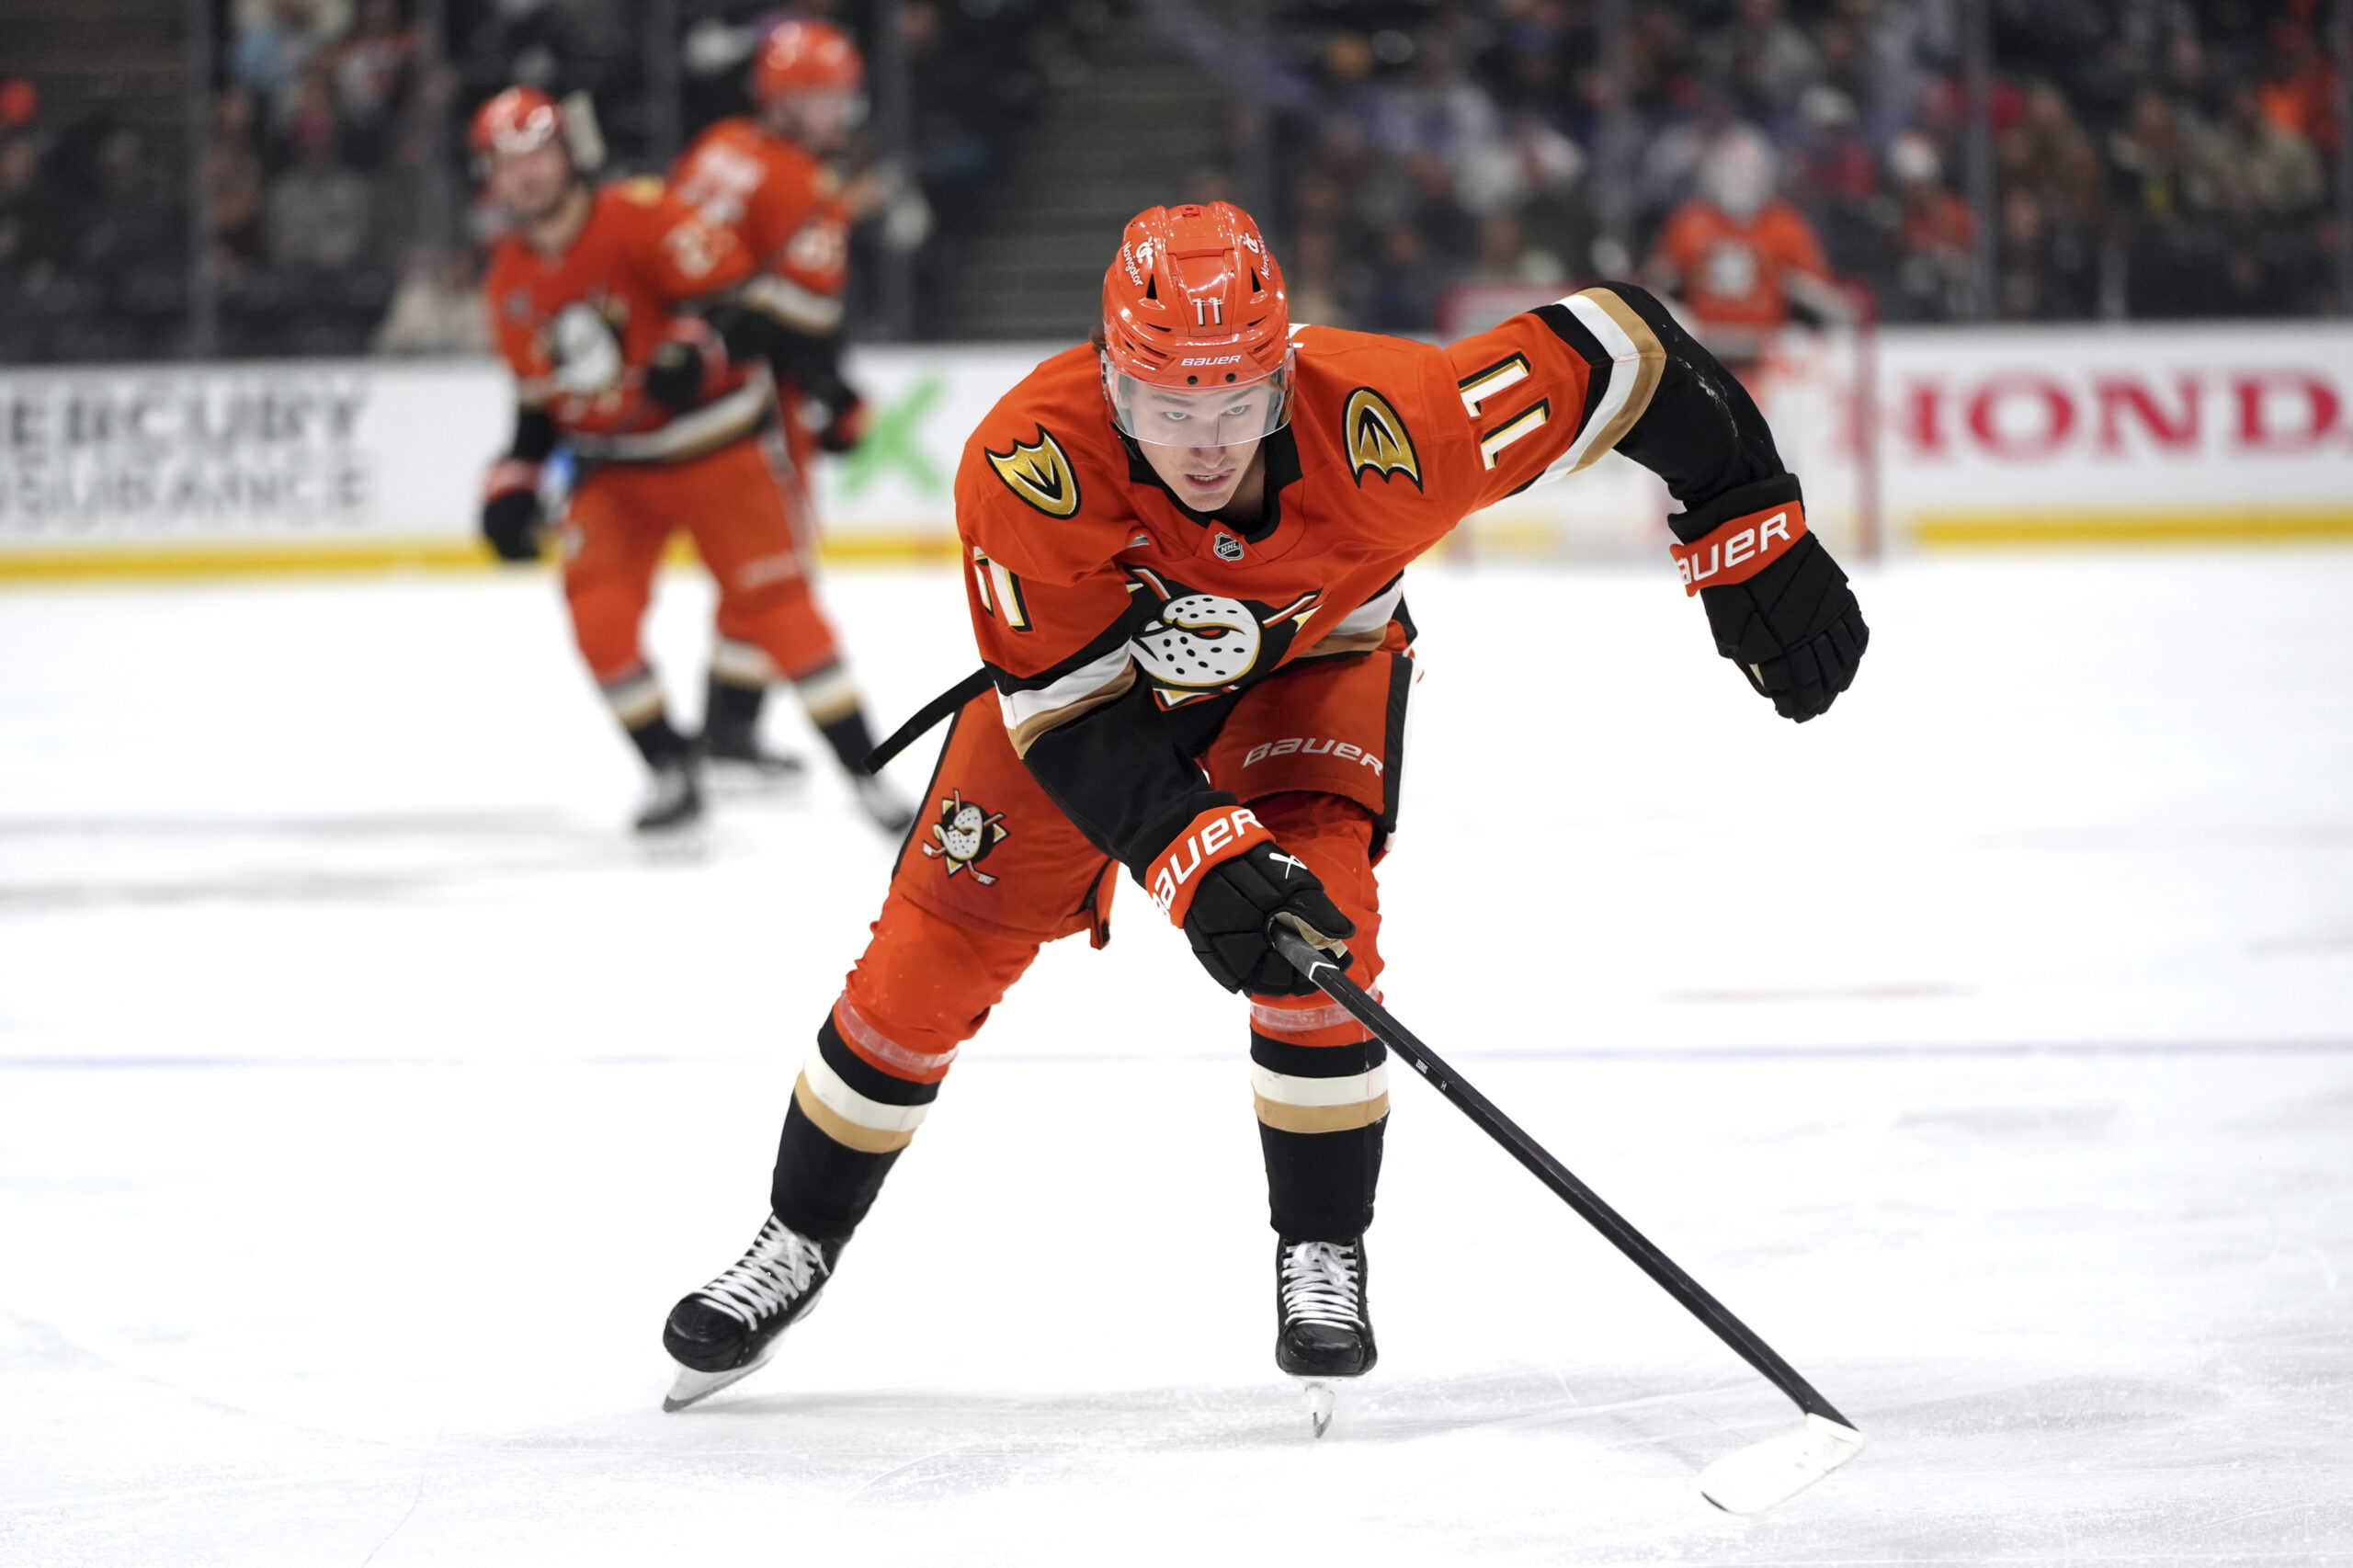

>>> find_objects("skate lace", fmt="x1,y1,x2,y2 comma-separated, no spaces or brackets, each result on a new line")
1279,1241,1362,1330
697,1215,829,1329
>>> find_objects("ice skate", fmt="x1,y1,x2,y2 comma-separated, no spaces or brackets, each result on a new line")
698,721,811,794
1275,1235,1376,1437
662,1214,845,1411
852,773,916,836
632,757,705,834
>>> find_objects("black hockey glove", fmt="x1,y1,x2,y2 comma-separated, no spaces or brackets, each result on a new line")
1147,804,1357,997
480,480,545,563
816,393,868,454
643,319,728,414
642,340,709,414
1671,482,1868,723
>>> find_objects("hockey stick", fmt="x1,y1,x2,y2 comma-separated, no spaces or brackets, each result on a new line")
1271,925,1865,1514
863,667,993,775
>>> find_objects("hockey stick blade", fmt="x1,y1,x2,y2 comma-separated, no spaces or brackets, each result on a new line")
1271,924,1863,1512
1697,1414,1865,1514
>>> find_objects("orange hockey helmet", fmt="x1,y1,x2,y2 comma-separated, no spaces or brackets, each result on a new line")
468,85,566,168
751,18,865,101
1100,202,1294,447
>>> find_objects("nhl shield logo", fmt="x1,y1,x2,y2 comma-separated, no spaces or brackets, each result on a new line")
921,790,1009,884
1213,531,1245,562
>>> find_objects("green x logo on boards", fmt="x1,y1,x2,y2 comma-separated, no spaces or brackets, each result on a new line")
837,372,948,499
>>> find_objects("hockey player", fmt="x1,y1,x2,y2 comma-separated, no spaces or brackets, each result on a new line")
472,85,910,834
660,202,1869,1418
664,19,910,827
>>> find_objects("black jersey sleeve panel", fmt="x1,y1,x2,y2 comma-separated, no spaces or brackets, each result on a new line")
1529,302,1616,438
701,298,857,416
509,405,559,464
1018,678,1233,875
1577,282,1793,542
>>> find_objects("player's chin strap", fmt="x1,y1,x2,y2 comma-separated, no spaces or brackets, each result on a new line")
863,667,994,774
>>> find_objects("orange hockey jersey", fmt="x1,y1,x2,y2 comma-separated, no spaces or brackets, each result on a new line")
671,117,852,339
483,179,760,462
954,286,1687,867
1647,199,1830,334
671,117,855,467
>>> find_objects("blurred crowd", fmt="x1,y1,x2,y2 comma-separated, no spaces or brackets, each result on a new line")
0,0,1064,361
1258,0,2348,335
0,0,2347,364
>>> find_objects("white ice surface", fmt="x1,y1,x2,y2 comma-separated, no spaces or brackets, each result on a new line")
2,553,2349,1564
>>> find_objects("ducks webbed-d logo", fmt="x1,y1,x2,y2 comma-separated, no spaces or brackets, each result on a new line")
984,426,1082,518
1344,387,1421,490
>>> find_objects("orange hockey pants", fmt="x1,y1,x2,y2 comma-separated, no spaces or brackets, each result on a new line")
772,638,1416,1242
559,432,841,693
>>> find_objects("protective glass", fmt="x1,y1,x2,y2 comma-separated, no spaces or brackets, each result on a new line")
1102,356,1294,448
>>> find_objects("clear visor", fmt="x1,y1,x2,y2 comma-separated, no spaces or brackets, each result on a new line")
773,86,869,133
1103,357,1293,448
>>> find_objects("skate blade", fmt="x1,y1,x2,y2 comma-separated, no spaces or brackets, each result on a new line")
663,1344,778,1413
632,818,711,862
1697,1414,1865,1514
1297,1379,1336,1438
704,756,811,801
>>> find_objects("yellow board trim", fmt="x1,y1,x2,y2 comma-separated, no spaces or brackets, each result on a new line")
14,509,2349,582
1914,508,2353,548
0,529,965,584
0,540,494,581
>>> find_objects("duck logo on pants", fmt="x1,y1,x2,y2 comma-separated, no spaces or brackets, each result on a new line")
922,790,1009,884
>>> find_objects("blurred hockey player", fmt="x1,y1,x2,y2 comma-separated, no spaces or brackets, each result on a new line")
665,20,914,828
1647,125,1851,372
472,85,910,834
660,203,1869,1419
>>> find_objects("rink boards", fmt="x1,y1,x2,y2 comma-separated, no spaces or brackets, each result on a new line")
4,322,2353,580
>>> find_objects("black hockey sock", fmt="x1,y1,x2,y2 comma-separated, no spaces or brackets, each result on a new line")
703,673,766,747
816,710,882,778
627,712,694,769
1252,1034,1388,1241
768,1015,937,1240
771,1102,904,1241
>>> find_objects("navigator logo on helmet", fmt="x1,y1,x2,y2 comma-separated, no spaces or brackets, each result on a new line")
1099,202,1295,448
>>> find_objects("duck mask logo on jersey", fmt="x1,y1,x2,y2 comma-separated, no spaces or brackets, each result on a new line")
542,299,629,400
1344,388,1421,491
1125,564,1320,706
921,790,1009,883
984,426,1081,519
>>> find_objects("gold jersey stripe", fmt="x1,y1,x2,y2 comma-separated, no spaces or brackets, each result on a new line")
1571,287,1666,464
1254,1092,1392,1135
793,1074,919,1154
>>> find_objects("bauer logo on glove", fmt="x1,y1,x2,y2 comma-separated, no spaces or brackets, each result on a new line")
1150,805,1269,917
1670,505,1805,594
